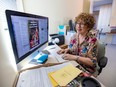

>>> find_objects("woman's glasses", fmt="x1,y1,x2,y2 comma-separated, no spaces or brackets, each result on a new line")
76,22,85,27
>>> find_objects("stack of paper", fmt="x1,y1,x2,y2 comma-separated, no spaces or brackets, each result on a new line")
48,64,82,87
17,62,78,87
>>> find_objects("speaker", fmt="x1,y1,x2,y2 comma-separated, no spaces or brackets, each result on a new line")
50,34,65,45
69,20,74,31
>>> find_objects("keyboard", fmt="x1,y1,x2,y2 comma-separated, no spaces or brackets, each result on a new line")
45,44,68,62
52,52,68,62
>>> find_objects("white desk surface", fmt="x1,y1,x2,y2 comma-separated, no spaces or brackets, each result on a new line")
23,44,105,87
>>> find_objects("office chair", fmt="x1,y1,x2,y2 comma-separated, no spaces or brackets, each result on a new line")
97,42,108,75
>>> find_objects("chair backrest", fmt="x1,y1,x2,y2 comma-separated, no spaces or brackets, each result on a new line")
97,42,108,74
97,42,105,62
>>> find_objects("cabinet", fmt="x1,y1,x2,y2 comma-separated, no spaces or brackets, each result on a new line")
105,33,116,45
111,34,116,44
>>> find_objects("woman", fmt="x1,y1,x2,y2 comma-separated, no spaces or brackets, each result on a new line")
57,13,98,75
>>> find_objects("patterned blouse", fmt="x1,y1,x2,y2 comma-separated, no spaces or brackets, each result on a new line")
69,30,98,74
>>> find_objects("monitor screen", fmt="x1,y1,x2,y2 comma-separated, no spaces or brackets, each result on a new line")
5,10,49,65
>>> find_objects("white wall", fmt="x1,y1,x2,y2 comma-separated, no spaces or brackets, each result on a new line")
0,0,18,87
0,23,17,87
22,0,84,34
110,0,116,26
0,20,18,87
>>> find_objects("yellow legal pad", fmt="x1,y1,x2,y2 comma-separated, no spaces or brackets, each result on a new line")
48,72,59,87
50,64,82,86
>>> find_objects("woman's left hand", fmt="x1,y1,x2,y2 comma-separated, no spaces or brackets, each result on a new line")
62,54,77,61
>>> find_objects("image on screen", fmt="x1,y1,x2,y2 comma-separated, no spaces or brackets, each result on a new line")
6,10,49,64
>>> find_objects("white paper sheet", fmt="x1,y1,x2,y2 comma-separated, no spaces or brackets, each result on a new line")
17,62,71,87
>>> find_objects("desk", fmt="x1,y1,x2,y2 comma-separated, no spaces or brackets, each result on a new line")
105,32,116,45
22,44,78,70
17,44,105,87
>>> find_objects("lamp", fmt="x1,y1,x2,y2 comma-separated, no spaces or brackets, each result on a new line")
48,36,60,45
52,38,60,44
49,34,64,45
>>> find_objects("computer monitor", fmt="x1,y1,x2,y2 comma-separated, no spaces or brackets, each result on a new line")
5,10,49,70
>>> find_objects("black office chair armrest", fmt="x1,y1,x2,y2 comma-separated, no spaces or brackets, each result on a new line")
98,56,108,68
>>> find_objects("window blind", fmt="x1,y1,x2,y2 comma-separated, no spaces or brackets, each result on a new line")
0,0,17,22
0,0,17,50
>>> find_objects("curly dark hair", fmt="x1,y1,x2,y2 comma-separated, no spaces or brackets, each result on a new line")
75,13,95,29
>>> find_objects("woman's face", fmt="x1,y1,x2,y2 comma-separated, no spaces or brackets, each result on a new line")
75,20,89,35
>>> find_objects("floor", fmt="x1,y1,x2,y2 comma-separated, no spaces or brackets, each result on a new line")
97,34,116,87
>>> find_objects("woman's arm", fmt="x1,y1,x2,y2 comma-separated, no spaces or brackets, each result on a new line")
62,54,96,67
77,56,96,67
62,39,98,67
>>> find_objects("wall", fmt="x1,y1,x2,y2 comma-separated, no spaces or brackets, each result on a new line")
83,0,90,13
0,0,23,87
0,24,17,87
110,0,116,26
22,0,89,34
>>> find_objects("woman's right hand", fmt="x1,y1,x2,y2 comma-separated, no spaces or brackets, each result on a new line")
57,49,69,54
